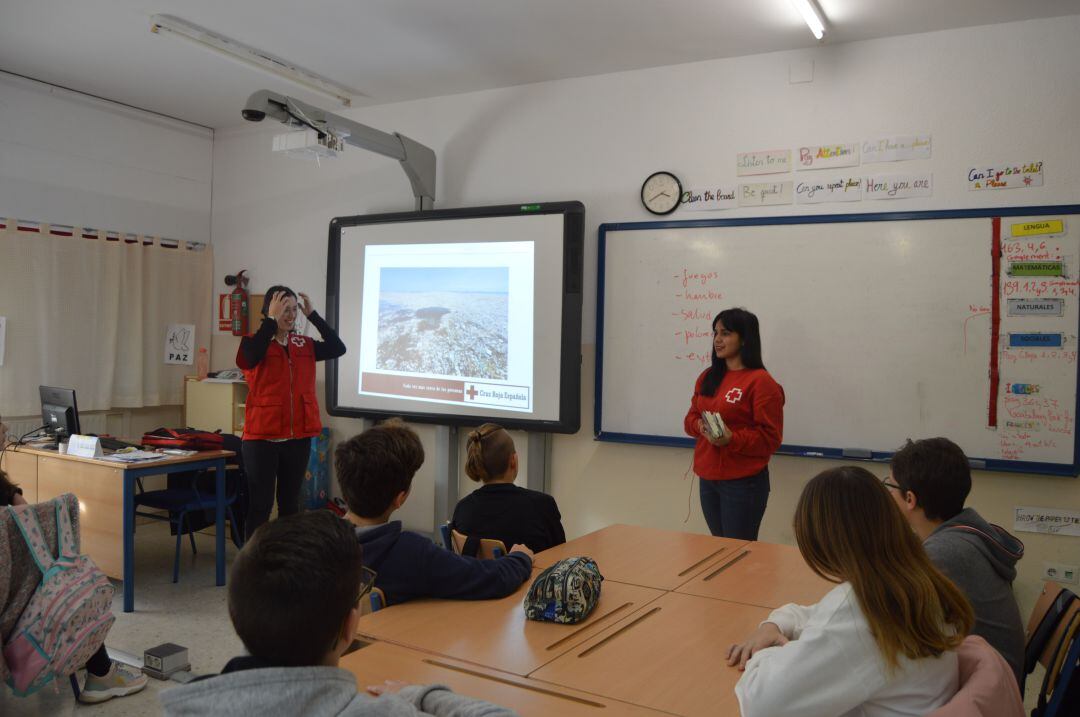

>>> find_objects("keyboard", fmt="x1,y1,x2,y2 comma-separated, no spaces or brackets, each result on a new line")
93,436,143,451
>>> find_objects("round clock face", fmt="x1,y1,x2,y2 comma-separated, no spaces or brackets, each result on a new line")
641,171,682,215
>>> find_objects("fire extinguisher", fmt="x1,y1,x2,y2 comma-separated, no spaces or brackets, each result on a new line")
225,270,249,336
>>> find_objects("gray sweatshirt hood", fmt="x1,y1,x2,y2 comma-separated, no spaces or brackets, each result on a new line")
928,507,1024,583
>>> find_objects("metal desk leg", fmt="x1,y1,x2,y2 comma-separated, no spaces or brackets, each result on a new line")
122,472,135,613
215,458,226,587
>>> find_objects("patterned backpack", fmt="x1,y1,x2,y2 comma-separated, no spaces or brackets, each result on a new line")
523,556,604,624
3,500,115,696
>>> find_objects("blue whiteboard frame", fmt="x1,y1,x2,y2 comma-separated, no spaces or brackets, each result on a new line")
595,204,1080,477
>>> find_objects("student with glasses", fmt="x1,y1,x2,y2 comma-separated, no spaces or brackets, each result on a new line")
885,437,1026,684
729,466,973,717
161,510,518,716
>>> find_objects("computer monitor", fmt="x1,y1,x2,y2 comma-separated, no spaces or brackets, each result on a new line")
39,385,80,439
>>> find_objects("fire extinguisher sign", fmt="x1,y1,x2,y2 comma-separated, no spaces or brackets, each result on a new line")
164,324,196,365
218,294,233,332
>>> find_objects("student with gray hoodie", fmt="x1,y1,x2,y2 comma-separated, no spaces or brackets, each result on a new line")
160,510,519,717
885,437,1026,684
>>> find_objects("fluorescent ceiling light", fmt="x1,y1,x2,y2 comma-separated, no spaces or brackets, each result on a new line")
150,14,360,107
789,0,826,40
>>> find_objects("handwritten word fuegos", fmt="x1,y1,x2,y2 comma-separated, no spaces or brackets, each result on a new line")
675,269,719,287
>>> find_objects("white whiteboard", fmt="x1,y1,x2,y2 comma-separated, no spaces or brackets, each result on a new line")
596,208,1080,475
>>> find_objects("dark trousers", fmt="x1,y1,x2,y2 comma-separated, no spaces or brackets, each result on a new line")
699,466,770,540
242,438,311,539
86,645,111,677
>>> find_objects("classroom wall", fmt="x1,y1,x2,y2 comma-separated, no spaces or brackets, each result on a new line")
210,16,1080,615
0,71,213,433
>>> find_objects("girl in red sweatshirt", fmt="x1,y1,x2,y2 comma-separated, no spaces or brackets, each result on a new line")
683,308,784,539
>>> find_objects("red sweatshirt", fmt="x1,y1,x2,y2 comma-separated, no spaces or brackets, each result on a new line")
683,367,785,480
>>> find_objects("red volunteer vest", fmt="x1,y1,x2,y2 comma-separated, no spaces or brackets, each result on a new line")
241,334,322,440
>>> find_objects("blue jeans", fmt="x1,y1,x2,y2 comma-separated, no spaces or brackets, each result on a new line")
699,467,770,540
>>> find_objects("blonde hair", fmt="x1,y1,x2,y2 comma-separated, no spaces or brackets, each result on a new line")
464,423,515,483
794,466,973,670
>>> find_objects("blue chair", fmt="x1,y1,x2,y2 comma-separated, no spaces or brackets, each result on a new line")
132,469,243,583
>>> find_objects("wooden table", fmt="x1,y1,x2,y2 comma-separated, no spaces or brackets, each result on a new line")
355,574,665,675
341,641,673,716
675,541,835,608
532,523,748,591
2,445,234,612
530,591,768,717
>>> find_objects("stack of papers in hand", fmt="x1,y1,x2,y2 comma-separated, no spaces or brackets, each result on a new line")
100,450,169,463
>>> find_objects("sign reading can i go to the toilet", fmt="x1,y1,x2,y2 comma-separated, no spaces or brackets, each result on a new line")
1008,298,1065,317
1008,261,1065,276
1008,332,1064,348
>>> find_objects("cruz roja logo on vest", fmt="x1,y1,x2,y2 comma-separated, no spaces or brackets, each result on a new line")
725,388,744,404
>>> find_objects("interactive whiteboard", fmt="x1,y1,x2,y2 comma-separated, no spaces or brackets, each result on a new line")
596,206,1080,475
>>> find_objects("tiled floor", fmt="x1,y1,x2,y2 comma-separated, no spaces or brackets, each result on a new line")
2,523,243,716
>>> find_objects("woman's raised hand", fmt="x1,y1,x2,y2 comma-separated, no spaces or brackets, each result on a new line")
298,292,314,317
267,290,289,320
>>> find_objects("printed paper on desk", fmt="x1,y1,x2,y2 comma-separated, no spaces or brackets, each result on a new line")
164,323,195,365
0,316,6,367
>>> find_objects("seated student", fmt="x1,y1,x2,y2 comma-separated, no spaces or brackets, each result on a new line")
160,510,519,716
451,423,565,553
886,437,1026,683
728,466,973,717
0,469,147,704
335,420,533,605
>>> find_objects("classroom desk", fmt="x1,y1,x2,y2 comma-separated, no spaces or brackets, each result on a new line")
532,523,748,591
340,641,673,717
529,591,769,717
3,445,233,612
674,541,834,609
355,575,664,676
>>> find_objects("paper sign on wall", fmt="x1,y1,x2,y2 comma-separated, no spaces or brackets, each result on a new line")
1014,506,1080,536
796,144,860,170
0,316,5,367
738,182,793,207
968,161,1044,190
165,323,196,365
680,185,738,212
736,150,791,176
795,176,863,204
862,135,931,163
863,172,933,200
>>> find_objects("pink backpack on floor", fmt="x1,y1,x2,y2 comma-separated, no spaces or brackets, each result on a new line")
2,501,115,696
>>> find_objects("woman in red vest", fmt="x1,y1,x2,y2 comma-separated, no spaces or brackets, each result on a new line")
237,286,345,539
684,307,784,540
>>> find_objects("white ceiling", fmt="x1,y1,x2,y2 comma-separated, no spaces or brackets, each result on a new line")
1,0,1077,129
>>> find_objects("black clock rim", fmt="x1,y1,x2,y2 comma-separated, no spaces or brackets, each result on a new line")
641,171,682,215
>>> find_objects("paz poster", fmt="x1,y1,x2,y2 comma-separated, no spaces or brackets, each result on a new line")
164,323,195,365
968,161,1044,190
796,143,860,170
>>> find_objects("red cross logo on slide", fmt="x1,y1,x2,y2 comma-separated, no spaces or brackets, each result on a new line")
466,385,478,400
725,388,744,404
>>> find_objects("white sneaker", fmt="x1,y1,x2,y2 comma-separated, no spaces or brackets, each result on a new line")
78,661,149,704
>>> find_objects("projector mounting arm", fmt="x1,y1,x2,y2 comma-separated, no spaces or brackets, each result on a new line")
242,89,435,210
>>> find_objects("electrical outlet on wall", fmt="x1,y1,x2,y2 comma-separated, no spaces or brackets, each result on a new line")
1042,561,1080,585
